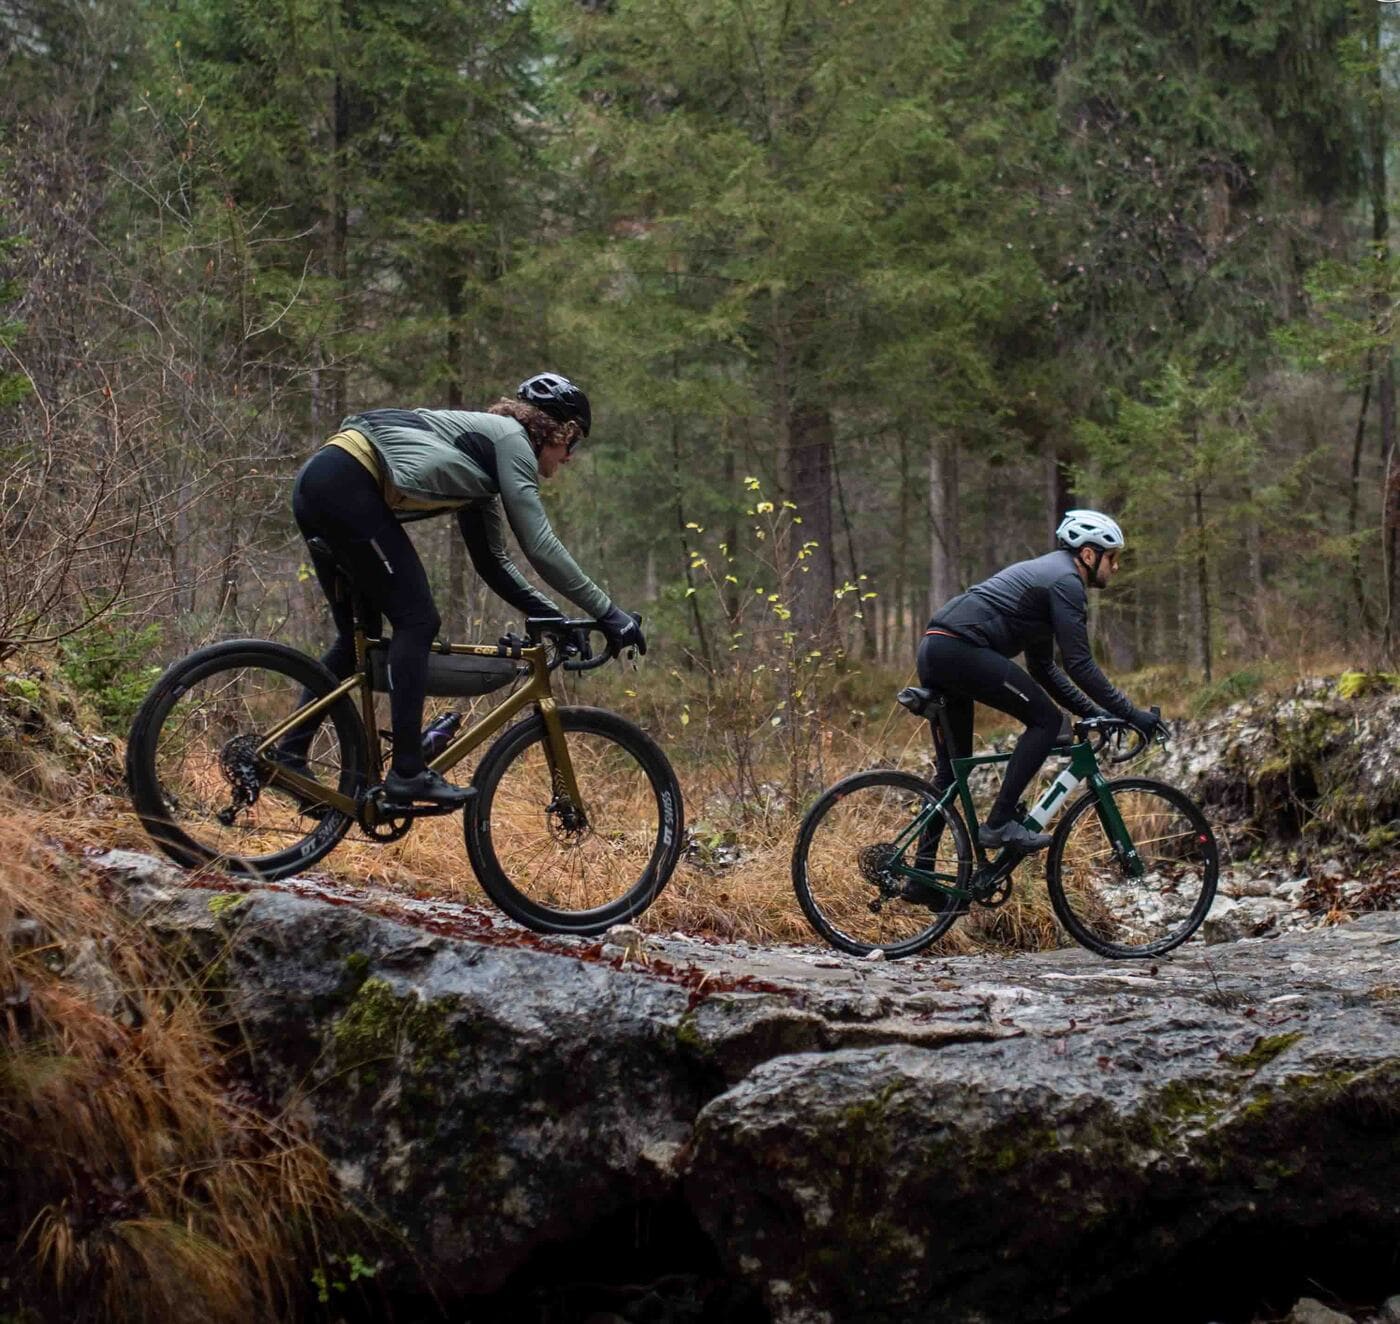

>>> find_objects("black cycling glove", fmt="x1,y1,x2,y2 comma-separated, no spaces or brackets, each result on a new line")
1128,706,1166,739
598,605,647,656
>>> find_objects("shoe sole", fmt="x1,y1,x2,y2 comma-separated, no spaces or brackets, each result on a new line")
978,835,1052,852
382,788,477,810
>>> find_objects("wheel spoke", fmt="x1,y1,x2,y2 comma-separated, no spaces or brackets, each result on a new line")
1049,780,1217,957
793,773,968,958
468,712,680,933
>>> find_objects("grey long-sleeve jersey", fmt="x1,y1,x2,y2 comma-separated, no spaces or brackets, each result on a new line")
928,549,1135,719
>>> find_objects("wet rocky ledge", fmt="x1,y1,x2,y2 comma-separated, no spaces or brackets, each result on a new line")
93,848,1400,1324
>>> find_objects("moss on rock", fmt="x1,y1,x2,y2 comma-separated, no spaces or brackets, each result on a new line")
330,976,460,1105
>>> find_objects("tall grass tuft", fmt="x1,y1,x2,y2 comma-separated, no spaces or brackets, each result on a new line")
0,810,352,1323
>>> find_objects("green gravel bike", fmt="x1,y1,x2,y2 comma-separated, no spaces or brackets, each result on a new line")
791,685,1218,960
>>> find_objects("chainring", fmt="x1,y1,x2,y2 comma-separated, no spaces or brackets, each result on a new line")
357,789,414,842
973,873,1014,908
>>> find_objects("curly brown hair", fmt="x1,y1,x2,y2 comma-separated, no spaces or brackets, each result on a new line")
486,398,574,453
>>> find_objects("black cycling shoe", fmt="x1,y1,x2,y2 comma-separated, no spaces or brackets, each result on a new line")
383,768,476,809
978,820,1052,852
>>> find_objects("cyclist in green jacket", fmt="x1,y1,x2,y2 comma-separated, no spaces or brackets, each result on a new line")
287,372,645,807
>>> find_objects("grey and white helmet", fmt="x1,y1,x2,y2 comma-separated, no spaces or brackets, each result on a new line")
1055,509,1125,551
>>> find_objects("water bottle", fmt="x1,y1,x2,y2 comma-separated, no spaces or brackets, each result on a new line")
421,711,463,758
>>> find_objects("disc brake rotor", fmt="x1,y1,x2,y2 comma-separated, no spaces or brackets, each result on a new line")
546,795,591,843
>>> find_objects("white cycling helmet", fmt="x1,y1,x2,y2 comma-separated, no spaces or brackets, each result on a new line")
1056,509,1125,551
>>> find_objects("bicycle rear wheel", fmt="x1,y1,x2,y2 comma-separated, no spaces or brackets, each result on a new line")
465,706,683,935
126,640,367,880
791,770,972,958
1046,777,1218,958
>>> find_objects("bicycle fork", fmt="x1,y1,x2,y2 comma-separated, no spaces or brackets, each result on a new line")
537,698,588,832
1022,742,1144,881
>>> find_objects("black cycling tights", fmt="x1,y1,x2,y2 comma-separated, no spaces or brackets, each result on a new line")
916,632,1062,830
291,446,440,777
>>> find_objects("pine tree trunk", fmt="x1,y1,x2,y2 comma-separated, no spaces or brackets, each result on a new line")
893,431,909,664
790,403,835,641
442,271,467,635
1369,1,1397,656
1194,483,1212,682
1176,538,1193,670
328,10,350,424
1350,364,1375,633
927,435,960,612
1044,447,1072,543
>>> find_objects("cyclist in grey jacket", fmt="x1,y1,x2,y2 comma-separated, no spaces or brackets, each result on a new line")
288,372,644,807
919,510,1164,852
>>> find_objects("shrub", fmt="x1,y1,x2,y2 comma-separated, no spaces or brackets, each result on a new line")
58,618,163,732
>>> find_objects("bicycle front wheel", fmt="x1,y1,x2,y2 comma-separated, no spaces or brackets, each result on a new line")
126,640,367,880
465,706,684,935
791,770,972,959
1046,777,1218,958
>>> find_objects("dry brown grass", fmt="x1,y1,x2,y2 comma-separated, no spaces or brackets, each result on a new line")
0,804,354,1323
100,646,1357,957
181,687,1074,957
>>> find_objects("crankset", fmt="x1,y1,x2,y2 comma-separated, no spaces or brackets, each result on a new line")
970,847,1023,908
355,784,462,841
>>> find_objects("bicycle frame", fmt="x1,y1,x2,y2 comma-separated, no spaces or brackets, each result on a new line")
251,630,580,823
883,737,1143,903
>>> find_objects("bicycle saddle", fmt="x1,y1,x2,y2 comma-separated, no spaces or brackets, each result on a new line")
896,686,945,716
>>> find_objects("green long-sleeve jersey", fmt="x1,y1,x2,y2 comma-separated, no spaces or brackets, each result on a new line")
338,407,612,620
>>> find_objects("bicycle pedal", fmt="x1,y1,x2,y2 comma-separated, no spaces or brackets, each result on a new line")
370,784,476,816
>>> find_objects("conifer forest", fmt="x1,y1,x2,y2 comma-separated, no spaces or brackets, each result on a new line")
2,0,1399,709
